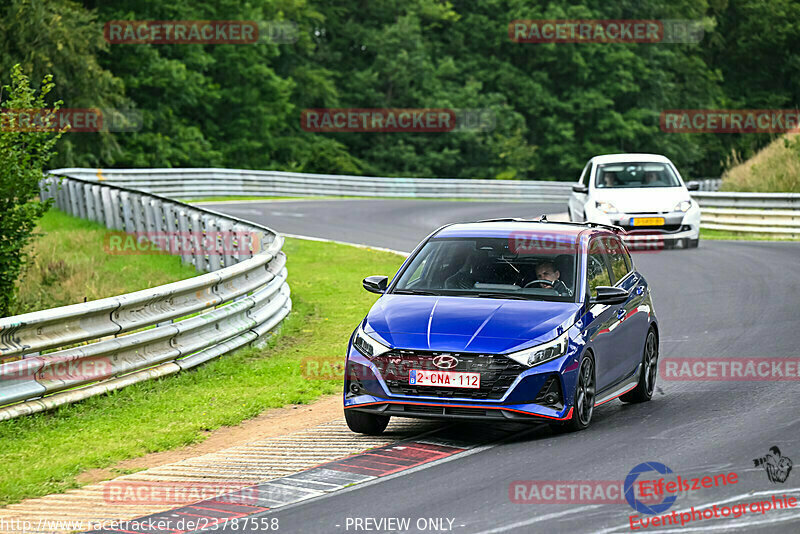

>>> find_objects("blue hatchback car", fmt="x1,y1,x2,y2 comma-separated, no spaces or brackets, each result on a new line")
343,219,659,435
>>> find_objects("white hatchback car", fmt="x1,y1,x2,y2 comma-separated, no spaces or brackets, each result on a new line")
567,153,701,248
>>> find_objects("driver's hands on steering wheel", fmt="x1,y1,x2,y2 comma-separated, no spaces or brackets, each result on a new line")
523,279,555,289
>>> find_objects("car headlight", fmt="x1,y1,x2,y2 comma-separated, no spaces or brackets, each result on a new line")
506,331,570,367
595,201,618,214
352,324,391,358
674,200,692,212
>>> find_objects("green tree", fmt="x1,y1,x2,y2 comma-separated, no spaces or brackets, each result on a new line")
0,65,65,317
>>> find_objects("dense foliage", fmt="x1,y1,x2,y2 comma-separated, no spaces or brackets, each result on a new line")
1,0,799,181
0,65,64,316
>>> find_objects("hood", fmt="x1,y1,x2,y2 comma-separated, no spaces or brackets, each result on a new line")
592,186,691,213
364,295,581,354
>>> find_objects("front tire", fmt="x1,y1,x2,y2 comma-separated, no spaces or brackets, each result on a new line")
550,353,595,433
621,328,658,403
345,409,390,435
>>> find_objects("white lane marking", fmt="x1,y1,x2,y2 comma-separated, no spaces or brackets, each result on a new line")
270,211,305,217
471,505,604,533
282,232,410,257
281,211,565,258
192,198,358,205
592,487,800,534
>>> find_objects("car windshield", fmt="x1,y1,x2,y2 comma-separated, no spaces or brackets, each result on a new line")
392,237,577,302
595,162,682,189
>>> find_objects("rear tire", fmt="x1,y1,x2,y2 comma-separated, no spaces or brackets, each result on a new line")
549,353,595,433
621,328,658,404
345,409,390,435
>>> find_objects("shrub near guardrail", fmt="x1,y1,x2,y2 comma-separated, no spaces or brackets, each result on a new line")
0,175,291,420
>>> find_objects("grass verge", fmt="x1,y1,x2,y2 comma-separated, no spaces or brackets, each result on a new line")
700,228,800,241
0,237,405,506
11,210,199,315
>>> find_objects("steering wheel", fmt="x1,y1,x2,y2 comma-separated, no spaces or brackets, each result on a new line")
524,279,555,289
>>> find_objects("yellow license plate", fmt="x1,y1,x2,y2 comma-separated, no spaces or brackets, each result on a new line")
630,217,665,226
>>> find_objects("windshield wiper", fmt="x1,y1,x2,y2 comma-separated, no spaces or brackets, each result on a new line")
475,292,529,300
392,289,440,296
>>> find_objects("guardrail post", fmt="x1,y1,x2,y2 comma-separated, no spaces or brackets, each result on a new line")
177,207,193,267
202,214,222,272
100,186,115,229
119,191,135,232
189,210,205,272
90,184,103,223
131,194,147,235
108,189,124,230
85,184,97,222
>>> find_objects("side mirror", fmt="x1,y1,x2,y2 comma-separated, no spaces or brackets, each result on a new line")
362,275,388,294
590,286,629,305
686,181,700,191
572,184,589,194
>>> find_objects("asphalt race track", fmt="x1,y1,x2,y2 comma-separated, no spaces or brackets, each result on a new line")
205,199,800,533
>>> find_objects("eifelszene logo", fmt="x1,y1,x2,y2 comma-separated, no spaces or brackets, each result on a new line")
754,446,793,483
624,462,678,515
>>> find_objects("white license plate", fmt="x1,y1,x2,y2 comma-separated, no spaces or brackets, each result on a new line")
409,369,480,389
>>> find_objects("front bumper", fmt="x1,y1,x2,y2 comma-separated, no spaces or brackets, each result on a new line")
346,400,573,422
586,205,701,245
343,346,577,423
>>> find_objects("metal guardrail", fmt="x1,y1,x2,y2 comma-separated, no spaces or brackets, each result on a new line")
0,175,291,420
693,192,800,237
48,168,575,202
49,168,799,236
693,178,721,191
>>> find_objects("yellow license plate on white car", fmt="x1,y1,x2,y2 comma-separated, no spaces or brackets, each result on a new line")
630,217,665,226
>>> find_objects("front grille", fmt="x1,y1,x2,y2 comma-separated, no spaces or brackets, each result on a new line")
403,405,442,414
371,350,526,400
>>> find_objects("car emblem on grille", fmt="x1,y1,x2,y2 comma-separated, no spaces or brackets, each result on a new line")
433,354,459,369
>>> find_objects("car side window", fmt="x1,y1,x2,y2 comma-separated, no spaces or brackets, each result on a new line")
604,237,631,284
586,240,612,297
581,163,592,186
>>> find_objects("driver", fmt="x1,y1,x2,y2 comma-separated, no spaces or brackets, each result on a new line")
602,172,617,188
531,261,569,294
643,171,660,185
